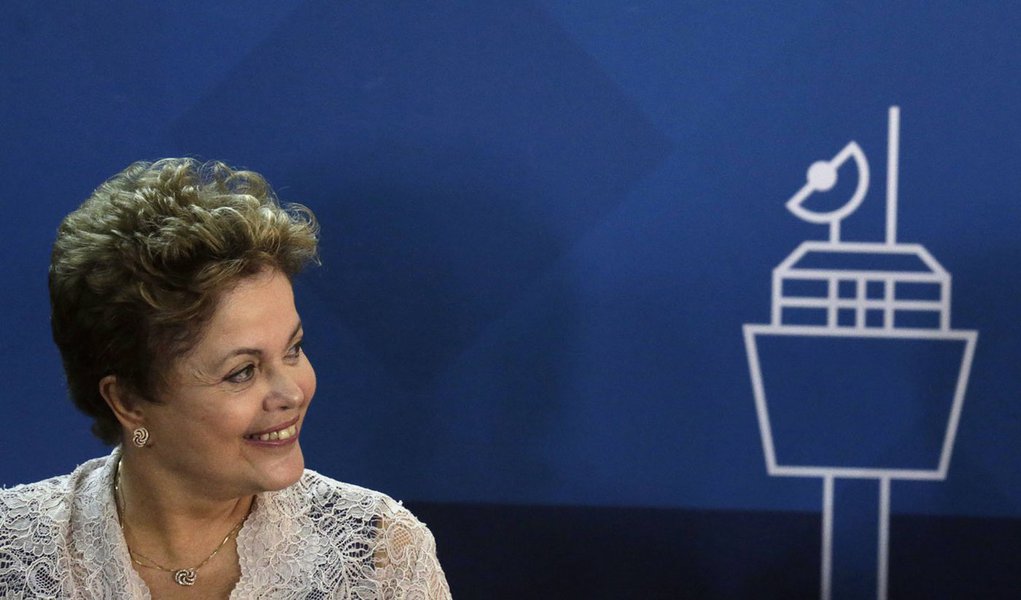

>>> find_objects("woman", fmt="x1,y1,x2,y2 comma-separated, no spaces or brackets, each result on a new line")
0,159,451,599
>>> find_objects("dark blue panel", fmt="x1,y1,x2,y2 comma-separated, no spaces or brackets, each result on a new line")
756,335,965,470
832,480,880,599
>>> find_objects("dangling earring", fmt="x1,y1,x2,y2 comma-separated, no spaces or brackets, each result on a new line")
132,427,150,448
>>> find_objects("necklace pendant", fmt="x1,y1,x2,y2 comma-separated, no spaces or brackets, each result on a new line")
174,569,197,586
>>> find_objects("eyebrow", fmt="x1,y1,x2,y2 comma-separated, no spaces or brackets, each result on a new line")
214,321,303,368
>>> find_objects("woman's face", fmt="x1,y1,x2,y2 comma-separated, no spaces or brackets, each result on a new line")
141,268,316,500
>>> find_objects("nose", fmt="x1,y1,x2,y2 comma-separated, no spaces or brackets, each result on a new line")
264,368,305,411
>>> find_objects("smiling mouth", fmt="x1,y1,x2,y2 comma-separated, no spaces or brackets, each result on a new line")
245,423,298,442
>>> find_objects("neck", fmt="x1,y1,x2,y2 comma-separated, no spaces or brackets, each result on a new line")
116,451,253,565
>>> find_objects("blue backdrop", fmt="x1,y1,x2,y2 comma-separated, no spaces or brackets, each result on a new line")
2,2,1020,598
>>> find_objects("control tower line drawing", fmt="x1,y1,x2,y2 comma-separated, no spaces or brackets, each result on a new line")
743,107,978,600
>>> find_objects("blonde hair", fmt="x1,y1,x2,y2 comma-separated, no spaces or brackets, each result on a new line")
49,158,319,444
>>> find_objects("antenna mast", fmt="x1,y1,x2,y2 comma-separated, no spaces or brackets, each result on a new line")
886,106,900,245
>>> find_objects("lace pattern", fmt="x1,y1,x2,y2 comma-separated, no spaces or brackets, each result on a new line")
0,449,451,599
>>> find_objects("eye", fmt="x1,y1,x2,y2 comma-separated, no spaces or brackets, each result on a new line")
285,340,304,360
226,364,256,384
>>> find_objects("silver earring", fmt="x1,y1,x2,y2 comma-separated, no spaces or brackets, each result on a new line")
132,427,150,447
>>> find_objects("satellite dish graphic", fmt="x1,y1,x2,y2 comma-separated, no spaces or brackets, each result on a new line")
742,107,978,600
785,141,869,243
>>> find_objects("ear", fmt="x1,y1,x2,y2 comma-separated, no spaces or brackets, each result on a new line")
99,374,147,432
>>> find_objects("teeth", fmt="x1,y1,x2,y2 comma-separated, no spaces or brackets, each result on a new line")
250,424,297,442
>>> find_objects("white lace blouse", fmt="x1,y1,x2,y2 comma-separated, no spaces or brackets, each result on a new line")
0,449,451,599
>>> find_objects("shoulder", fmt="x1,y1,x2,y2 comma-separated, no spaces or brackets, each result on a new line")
1,454,111,496
0,473,73,565
0,473,70,507
271,470,451,598
0,454,114,536
297,474,453,598
0,452,112,529
291,469,409,519
286,469,437,543
0,455,112,593
0,465,86,523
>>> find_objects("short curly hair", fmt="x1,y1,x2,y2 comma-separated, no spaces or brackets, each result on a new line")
49,158,319,445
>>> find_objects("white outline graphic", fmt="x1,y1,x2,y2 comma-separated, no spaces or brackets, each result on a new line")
786,141,870,244
743,107,978,600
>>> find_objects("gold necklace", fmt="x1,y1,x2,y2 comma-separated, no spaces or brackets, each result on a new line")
114,459,248,587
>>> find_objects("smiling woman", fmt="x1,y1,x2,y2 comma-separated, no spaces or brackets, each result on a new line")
0,159,451,599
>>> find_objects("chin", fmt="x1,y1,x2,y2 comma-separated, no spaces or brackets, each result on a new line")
251,443,306,493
